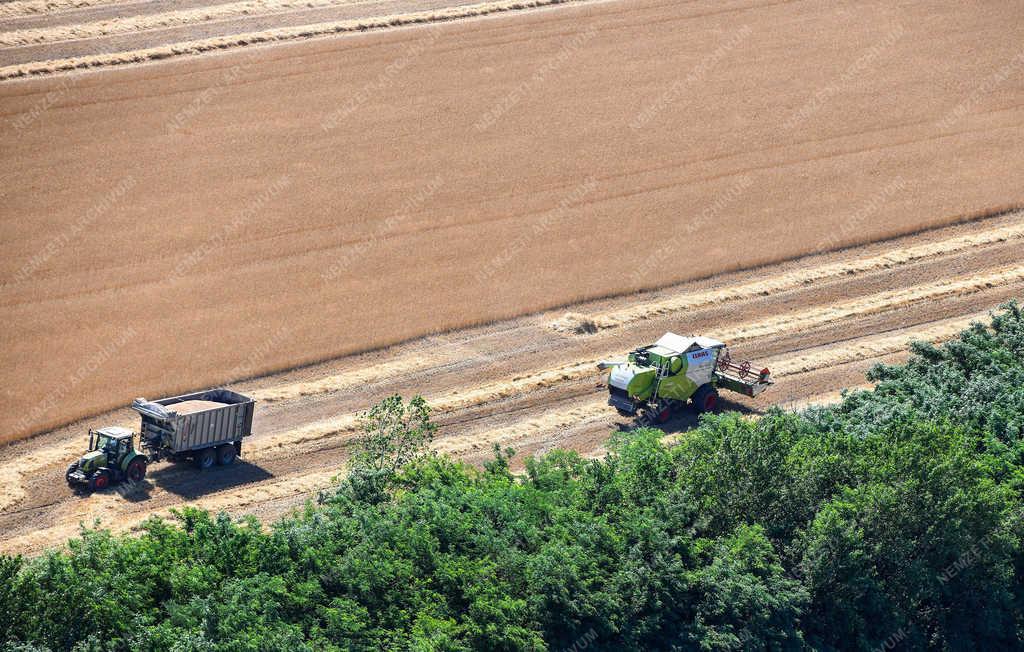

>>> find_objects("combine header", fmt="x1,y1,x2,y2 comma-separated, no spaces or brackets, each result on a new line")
598,333,772,423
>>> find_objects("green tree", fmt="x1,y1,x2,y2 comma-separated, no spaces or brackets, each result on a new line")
346,395,437,502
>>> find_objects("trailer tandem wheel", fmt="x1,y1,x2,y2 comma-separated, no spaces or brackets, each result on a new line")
195,448,216,470
217,444,236,466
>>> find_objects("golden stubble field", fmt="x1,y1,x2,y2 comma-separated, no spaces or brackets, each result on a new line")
1,0,1023,442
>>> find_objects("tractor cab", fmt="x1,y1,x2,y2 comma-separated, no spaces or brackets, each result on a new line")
90,427,132,457
67,426,148,491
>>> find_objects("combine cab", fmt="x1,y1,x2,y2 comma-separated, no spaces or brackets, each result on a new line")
598,333,772,423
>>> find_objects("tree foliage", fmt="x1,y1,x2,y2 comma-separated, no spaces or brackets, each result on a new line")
3,302,1024,650
345,394,437,502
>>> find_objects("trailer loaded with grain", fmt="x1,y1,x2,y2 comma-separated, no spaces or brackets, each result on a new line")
67,388,255,491
133,389,255,468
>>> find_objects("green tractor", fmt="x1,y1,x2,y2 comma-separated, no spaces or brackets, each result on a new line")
599,333,773,424
66,426,148,492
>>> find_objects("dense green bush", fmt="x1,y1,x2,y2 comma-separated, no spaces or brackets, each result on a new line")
2,302,1023,651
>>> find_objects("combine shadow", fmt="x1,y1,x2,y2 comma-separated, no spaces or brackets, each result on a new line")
148,460,274,500
611,396,756,436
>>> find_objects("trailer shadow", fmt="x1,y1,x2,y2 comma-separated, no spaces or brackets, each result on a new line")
612,397,757,436
147,460,274,500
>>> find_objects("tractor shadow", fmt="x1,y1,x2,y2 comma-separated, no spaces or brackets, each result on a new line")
612,396,757,436
147,460,274,500
73,480,158,503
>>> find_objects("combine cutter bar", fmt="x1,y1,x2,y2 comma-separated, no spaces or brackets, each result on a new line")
715,352,773,397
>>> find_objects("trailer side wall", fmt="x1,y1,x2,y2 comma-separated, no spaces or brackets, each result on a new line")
136,389,255,454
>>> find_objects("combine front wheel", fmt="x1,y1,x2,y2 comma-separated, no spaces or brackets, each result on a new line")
693,385,719,414
646,400,672,424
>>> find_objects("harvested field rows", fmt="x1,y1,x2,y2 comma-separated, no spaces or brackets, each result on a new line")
0,0,583,75
0,0,121,19
3,0,1024,447
0,0,382,48
1,209,1022,554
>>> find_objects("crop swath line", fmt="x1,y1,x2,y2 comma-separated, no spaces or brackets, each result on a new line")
0,0,587,79
0,0,426,47
553,216,1024,334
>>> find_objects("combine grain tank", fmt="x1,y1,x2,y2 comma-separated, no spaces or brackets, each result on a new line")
131,388,255,469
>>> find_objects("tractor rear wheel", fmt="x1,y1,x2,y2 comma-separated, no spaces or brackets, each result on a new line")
127,459,147,483
693,385,719,414
89,470,110,492
195,448,216,470
216,444,236,466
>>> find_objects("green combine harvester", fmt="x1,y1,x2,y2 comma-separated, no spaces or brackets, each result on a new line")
599,333,773,423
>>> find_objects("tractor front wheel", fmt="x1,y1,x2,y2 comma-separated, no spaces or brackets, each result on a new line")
127,459,147,483
89,470,110,492
196,448,216,470
693,385,719,414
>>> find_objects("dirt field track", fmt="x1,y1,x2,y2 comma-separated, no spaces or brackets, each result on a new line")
1,0,1024,553
2,208,1024,555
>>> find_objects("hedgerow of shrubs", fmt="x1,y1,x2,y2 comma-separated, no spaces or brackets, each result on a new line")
2,302,1023,651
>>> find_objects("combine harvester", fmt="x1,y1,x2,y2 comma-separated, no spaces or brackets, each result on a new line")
598,333,772,423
